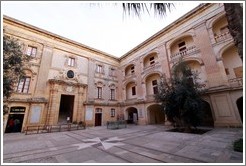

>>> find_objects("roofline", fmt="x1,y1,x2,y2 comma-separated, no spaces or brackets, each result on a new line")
119,3,212,60
3,15,120,61
3,3,214,62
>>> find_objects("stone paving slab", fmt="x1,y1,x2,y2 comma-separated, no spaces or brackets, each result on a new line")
2,125,243,164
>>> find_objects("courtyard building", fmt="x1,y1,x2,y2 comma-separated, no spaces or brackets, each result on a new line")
3,3,243,133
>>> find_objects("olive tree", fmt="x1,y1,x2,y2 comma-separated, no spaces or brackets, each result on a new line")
155,60,206,132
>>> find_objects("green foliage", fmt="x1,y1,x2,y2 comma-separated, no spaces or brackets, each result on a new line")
233,138,243,152
3,35,28,99
155,60,206,130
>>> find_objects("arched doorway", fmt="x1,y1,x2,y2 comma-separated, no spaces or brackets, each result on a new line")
126,107,138,124
236,97,243,123
147,104,165,124
200,101,214,127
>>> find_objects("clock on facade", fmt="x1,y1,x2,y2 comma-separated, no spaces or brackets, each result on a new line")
67,70,74,78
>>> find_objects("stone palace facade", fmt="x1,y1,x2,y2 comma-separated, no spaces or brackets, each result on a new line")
3,3,243,133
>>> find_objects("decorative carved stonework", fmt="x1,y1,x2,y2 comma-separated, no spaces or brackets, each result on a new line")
54,69,80,82
65,86,74,92
48,79,87,89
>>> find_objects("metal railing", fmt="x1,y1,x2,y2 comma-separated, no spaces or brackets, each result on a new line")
25,122,86,135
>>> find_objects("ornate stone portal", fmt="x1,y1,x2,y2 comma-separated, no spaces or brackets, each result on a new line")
47,78,87,125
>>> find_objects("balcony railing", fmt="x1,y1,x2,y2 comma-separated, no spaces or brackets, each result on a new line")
146,95,155,101
142,62,161,75
170,45,197,59
123,73,136,81
228,77,243,88
214,31,232,43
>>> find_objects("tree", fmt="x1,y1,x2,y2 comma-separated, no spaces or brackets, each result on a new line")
155,60,206,132
224,3,243,61
3,35,28,99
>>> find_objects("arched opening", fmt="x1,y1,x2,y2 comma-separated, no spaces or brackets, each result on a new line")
186,60,207,84
126,107,138,124
143,52,158,68
236,97,243,123
5,107,25,133
170,36,196,59
200,101,214,127
212,16,230,42
125,82,136,100
145,73,161,96
147,104,165,124
125,64,135,76
222,45,242,80
171,60,206,87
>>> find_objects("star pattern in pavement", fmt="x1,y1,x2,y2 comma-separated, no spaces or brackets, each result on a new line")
73,137,125,150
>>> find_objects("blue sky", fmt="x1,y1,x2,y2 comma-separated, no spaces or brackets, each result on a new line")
2,1,202,57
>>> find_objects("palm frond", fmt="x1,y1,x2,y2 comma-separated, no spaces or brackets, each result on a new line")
150,3,174,17
122,3,174,18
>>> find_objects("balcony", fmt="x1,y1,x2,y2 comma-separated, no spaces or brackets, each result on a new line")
170,45,199,60
123,73,136,82
141,62,161,75
228,77,243,88
146,95,155,102
214,31,232,43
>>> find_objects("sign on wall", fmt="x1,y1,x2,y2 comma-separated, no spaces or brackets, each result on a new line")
30,106,42,123
10,107,25,113
85,107,93,120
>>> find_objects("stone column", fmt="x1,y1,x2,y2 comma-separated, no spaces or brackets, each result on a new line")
87,58,95,102
194,22,225,88
34,44,53,97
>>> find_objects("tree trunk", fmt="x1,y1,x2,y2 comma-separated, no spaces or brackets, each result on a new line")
224,3,243,61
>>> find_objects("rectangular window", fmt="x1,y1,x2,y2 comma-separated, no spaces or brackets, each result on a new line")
97,87,102,99
178,41,186,52
109,68,115,76
17,77,31,93
68,57,75,67
130,66,135,73
132,86,136,96
152,80,158,94
96,65,103,73
152,80,157,86
111,108,115,117
150,57,155,65
225,68,230,75
110,89,115,100
26,46,37,57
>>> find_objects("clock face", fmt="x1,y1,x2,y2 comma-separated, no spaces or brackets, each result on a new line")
67,70,74,78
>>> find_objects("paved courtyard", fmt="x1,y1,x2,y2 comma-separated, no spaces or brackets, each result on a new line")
2,125,243,164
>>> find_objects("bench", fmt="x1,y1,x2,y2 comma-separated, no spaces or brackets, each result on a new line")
107,120,127,130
